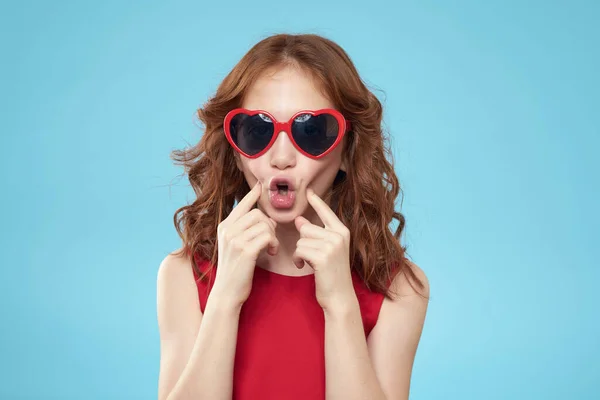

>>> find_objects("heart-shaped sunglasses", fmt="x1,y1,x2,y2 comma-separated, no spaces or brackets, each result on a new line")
223,108,351,159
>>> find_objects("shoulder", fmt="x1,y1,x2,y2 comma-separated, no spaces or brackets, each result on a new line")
157,249,196,289
372,259,429,335
157,249,202,329
366,260,430,399
156,250,202,400
390,259,430,300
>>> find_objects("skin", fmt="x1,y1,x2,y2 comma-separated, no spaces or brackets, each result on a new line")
157,64,429,400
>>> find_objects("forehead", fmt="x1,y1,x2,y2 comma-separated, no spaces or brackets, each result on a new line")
242,65,334,121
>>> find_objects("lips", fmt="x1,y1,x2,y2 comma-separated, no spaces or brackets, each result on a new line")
269,176,296,191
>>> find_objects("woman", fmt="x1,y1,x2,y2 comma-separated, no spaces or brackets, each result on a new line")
157,33,430,400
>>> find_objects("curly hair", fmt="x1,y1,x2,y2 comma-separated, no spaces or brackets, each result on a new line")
170,33,426,299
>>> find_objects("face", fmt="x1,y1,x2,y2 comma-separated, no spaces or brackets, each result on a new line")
234,65,347,224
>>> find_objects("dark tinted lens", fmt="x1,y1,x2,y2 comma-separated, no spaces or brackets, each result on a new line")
229,113,274,156
291,113,339,156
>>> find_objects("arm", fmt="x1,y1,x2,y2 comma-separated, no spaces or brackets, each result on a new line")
324,293,387,400
156,252,242,400
324,262,430,400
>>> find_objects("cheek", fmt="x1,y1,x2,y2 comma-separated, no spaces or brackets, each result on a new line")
301,160,341,185
241,159,268,180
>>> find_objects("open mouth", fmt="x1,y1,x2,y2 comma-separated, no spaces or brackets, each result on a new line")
269,177,295,195
268,178,297,209
275,184,289,195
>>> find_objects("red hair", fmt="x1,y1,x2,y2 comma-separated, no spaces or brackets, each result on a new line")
170,33,426,298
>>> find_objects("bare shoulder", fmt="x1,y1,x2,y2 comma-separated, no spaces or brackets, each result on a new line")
371,259,430,340
367,260,429,398
157,248,202,333
157,249,196,291
156,250,202,400
390,259,430,300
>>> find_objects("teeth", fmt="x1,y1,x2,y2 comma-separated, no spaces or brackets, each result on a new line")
278,188,288,195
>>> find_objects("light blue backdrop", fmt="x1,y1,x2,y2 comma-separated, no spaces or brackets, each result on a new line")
1,0,598,399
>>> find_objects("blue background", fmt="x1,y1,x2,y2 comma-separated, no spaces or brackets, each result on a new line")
1,0,598,399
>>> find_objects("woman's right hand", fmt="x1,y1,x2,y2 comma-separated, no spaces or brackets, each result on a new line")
210,181,279,308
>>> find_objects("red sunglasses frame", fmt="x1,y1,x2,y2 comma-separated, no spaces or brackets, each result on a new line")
223,108,352,159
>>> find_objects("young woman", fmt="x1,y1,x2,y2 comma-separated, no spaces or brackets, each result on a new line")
157,33,430,400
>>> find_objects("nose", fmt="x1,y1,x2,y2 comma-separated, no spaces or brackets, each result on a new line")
268,130,297,169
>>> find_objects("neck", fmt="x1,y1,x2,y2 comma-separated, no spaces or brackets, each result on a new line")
256,205,324,276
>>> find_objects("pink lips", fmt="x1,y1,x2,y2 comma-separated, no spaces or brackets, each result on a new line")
268,176,296,209
269,190,296,209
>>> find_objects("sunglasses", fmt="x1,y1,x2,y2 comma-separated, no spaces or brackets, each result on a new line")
223,108,351,159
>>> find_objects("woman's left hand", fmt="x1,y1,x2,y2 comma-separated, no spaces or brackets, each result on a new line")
293,188,356,311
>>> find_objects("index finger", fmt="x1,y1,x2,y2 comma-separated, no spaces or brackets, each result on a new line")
228,181,262,223
307,188,344,231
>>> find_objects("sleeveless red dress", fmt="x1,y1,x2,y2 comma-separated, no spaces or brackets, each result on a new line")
192,253,386,400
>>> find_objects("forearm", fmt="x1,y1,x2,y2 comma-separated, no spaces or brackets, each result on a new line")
167,295,241,400
324,295,386,400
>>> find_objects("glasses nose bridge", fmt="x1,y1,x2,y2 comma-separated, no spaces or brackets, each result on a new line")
271,120,294,144
269,121,297,165
272,120,291,136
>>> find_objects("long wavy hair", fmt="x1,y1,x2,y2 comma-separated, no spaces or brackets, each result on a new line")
170,33,425,299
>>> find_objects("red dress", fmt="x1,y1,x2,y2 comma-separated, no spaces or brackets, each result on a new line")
192,253,386,400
